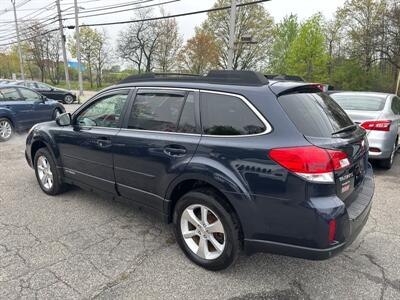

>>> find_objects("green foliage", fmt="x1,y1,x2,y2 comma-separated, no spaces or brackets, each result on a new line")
285,14,329,82
269,14,299,74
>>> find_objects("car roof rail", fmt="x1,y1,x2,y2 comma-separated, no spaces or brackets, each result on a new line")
118,70,269,86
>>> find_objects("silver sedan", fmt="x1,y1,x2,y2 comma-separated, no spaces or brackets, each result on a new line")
330,92,400,169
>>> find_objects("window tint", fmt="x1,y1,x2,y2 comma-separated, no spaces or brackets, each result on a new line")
128,91,186,132
177,93,197,133
76,93,129,128
37,82,50,90
278,93,353,138
200,93,265,135
0,88,20,101
19,88,41,100
330,94,387,111
391,97,400,115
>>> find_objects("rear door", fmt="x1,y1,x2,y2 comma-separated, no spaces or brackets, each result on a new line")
277,92,368,201
113,88,201,211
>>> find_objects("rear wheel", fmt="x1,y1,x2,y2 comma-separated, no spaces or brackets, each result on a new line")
34,148,66,195
173,188,240,271
0,118,13,142
63,94,74,104
380,142,396,169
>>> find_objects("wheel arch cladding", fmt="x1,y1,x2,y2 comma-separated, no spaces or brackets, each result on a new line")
31,137,61,167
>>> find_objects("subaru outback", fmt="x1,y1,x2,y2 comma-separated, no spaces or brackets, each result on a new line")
25,71,374,270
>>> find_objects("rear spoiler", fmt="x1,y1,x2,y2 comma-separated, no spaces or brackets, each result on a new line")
269,81,323,97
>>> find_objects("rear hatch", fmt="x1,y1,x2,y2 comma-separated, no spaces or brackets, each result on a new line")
276,91,368,202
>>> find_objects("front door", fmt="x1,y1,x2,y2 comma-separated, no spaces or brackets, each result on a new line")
0,87,34,130
55,89,131,194
18,87,52,123
113,88,201,211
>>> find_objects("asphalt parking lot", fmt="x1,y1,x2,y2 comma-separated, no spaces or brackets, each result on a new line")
0,105,399,299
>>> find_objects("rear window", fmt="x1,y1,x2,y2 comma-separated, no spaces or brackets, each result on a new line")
278,93,353,137
330,94,386,111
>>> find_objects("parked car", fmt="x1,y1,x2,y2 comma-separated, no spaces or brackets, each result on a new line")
0,85,65,142
0,79,14,85
330,91,400,169
25,71,374,270
14,80,77,104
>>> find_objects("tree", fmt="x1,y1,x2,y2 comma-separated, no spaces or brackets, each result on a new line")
177,29,219,74
69,26,104,88
269,14,299,74
202,0,274,70
154,14,183,72
117,9,163,73
286,14,329,82
23,22,47,82
92,29,110,87
44,31,62,84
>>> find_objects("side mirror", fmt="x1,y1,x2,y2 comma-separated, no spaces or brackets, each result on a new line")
56,113,71,126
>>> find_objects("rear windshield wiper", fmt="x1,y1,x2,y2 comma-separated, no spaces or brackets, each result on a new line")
331,124,357,135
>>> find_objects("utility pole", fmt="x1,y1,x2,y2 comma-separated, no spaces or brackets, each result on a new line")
56,0,70,90
74,0,83,97
227,0,237,70
11,0,25,81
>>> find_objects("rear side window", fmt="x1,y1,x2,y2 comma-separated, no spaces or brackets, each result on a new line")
200,92,265,135
128,90,186,132
278,93,353,138
331,94,387,111
0,88,20,101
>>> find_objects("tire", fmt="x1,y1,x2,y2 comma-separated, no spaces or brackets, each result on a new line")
173,188,241,271
52,108,62,120
34,148,66,195
63,94,74,104
0,118,13,142
380,142,396,169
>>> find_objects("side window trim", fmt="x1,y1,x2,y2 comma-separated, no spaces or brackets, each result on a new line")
73,88,132,129
121,87,201,136
199,90,272,137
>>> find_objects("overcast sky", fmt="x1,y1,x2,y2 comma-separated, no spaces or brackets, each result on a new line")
0,0,347,56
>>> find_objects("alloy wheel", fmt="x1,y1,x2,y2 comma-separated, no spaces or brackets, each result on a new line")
180,204,225,260
0,120,12,140
64,95,74,104
37,156,54,190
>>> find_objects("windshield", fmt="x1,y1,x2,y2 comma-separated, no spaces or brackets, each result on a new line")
331,94,387,111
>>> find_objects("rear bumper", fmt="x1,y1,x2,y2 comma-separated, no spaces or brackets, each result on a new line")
367,130,396,159
244,164,374,259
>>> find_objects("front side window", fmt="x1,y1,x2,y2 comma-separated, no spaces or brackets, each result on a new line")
0,88,20,101
128,90,186,132
19,88,41,100
76,92,129,128
200,92,266,135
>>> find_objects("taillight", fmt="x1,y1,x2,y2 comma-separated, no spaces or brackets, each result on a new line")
269,146,350,183
361,120,391,132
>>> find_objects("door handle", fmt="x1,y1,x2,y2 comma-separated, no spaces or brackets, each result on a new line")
96,137,112,148
164,145,187,157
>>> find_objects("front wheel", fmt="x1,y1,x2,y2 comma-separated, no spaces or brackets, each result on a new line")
34,148,66,195
63,94,74,104
173,188,241,271
0,118,13,142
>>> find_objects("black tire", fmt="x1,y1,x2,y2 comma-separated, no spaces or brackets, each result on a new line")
0,118,14,142
380,142,396,169
173,188,241,271
34,148,66,195
63,94,74,104
52,108,62,120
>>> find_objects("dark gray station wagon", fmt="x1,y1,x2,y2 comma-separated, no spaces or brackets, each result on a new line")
25,71,374,270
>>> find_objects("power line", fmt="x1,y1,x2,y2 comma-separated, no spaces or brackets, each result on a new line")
0,0,271,47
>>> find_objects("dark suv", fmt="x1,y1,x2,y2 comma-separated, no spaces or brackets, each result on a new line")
25,71,374,270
